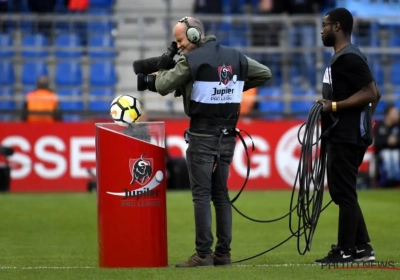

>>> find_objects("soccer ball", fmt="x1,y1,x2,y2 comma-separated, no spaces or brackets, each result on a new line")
110,95,142,126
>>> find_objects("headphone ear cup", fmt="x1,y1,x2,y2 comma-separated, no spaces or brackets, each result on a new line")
186,26,201,43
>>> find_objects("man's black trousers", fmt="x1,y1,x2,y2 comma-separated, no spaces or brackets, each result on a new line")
327,142,371,249
185,134,236,256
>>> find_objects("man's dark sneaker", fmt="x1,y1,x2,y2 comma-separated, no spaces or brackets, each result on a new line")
213,253,232,266
354,244,375,262
315,245,354,264
175,253,214,268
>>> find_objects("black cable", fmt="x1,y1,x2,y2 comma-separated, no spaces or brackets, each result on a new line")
224,102,333,263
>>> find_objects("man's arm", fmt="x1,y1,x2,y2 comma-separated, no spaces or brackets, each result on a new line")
243,56,272,91
154,56,192,96
371,82,382,115
336,54,378,110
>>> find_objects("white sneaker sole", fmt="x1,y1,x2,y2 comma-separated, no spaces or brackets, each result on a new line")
354,256,375,262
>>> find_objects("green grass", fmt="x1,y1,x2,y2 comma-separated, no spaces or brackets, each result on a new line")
0,190,400,280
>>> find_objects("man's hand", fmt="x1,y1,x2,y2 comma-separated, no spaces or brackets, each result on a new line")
151,72,158,76
316,99,332,112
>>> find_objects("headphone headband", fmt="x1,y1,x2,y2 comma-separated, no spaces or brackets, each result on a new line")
178,17,201,44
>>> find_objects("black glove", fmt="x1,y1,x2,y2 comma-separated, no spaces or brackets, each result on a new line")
174,87,184,97
157,42,178,70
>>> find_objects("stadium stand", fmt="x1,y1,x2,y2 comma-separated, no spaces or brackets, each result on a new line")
0,0,399,121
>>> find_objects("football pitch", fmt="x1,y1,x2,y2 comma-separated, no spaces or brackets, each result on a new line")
0,189,399,280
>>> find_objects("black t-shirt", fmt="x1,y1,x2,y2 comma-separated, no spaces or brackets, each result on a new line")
329,53,374,146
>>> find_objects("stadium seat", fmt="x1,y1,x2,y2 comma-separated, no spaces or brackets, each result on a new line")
291,89,316,115
0,33,14,57
289,67,302,86
55,33,82,58
87,9,114,33
0,60,14,86
375,100,387,116
89,61,117,86
55,61,83,86
258,87,284,114
390,62,400,85
89,0,114,8
58,88,84,111
0,87,15,110
369,62,384,86
21,61,48,86
393,87,400,97
5,0,32,34
88,34,115,58
54,0,68,13
219,22,248,47
23,87,36,96
265,63,282,86
88,88,114,111
21,34,49,58
63,115,83,122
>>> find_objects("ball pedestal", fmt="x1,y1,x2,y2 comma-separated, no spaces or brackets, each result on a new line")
95,122,168,268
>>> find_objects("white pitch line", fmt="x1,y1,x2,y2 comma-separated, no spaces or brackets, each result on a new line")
0,266,94,270
1,263,399,269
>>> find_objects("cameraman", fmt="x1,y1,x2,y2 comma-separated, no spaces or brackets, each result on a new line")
144,17,271,267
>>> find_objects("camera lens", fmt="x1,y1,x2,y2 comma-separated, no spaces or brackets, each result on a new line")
137,74,156,91
137,73,148,91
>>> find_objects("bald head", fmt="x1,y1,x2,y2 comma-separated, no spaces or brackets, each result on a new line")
36,76,50,89
173,17,205,54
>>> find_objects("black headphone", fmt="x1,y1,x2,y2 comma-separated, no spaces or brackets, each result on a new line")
179,17,201,44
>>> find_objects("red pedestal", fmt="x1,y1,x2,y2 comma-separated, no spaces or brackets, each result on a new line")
95,122,168,268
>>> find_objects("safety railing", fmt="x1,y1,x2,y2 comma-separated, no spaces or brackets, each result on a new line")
0,13,399,120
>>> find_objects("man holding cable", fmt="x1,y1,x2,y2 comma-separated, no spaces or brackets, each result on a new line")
316,8,381,264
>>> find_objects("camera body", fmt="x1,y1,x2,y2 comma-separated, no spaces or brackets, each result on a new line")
133,41,179,91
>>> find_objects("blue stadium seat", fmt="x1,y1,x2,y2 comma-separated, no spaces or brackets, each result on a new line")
21,61,48,86
393,87,400,96
0,88,15,110
289,67,302,86
369,62,384,86
54,0,68,13
21,34,49,58
388,34,400,47
87,9,114,33
58,88,84,111
23,87,36,95
375,100,387,116
88,88,114,111
0,33,14,57
55,33,82,58
55,61,83,86
88,34,115,58
291,88,316,115
258,87,284,114
63,115,83,122
89,61,117,86
265,63,282,86
89,0,114,8
6,0,32,34
219,22,248,47
390,62,400,85
0,60,14,86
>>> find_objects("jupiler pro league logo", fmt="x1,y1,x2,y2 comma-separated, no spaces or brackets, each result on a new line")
218,65,237,85
106,153,164,198
129,154,152,186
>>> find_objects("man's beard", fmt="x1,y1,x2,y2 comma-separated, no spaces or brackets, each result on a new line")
322,33,336,47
